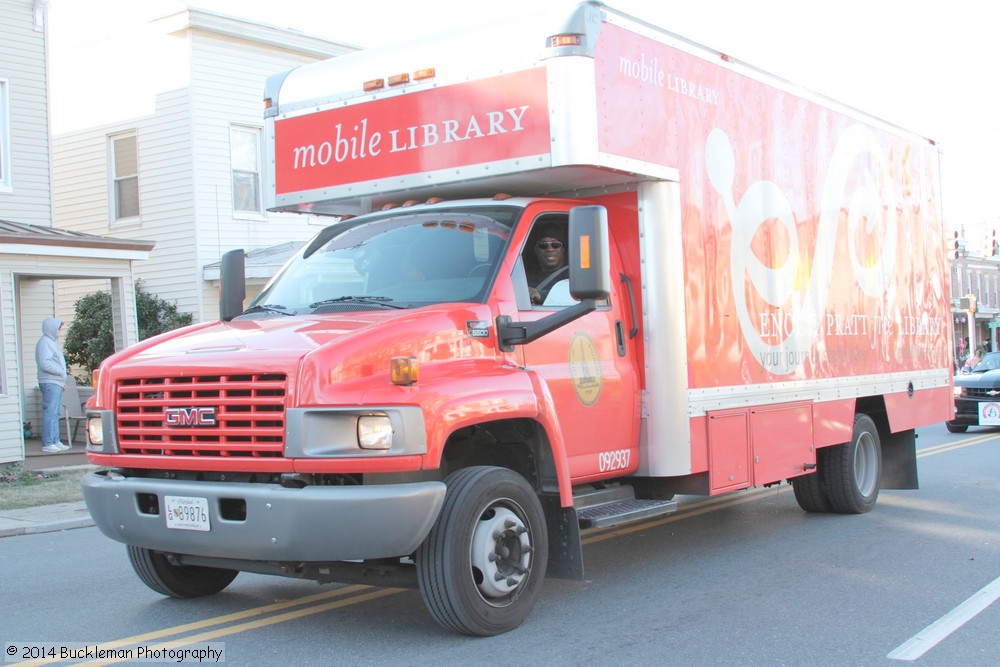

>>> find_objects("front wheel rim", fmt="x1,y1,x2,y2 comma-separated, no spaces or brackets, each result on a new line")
469,503,533,604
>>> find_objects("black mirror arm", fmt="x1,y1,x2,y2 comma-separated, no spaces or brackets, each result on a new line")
496,300,598,352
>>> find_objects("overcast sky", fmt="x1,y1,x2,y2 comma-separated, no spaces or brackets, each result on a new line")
47,0,998,230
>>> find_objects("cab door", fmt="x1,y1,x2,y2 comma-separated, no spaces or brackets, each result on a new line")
513,208,640,482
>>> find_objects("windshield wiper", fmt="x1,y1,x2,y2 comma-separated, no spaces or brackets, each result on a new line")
310,295,406,309
240,303,296,316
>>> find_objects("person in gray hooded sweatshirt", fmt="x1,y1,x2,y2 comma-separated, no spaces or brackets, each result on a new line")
36,317,70,453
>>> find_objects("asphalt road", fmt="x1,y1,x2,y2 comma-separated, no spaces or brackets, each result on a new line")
2,423,997,666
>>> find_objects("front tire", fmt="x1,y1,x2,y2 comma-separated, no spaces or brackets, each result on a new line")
945,421,969,434
127,545,238,598
824,414,882,514
416,466,548,636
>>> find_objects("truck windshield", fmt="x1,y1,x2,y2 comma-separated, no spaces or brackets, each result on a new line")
243,207,516,317
972,352,1000,372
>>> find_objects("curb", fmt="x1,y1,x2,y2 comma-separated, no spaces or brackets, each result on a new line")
0,516,95,538
0,501,94,538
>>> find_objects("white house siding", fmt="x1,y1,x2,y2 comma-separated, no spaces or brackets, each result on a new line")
184,28,344,321
0,0,51,225
52,10,354,327
0,271,20,462
1,1,149,464
117,87,198,315
53,89,196,320
0,0,49,463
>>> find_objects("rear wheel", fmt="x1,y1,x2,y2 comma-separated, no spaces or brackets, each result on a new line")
824,414,881,514
127,545,238,598
945,421,969,434
416,466,548,636
791,450,831,513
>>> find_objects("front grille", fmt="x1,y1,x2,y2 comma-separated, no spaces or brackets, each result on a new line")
965,387,1000,400
116,373,287,457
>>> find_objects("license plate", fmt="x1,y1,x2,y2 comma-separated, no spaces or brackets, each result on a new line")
164,495,211,531
978,401,1000,426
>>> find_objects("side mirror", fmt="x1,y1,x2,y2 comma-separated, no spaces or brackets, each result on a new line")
568,205,611,301
219,249,246,322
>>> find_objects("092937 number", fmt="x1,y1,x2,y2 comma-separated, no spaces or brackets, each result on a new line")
598,448,631,473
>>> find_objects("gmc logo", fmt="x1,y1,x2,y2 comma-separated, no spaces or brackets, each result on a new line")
164,407,217,427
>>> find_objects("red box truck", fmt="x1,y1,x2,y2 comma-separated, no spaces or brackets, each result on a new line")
82,1,952,635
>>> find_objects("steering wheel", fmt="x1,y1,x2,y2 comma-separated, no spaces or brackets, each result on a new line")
467,263,492,278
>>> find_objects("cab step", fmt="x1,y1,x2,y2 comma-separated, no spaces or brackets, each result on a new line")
574,484,678,529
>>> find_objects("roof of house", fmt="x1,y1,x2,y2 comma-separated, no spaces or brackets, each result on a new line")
0,219,155,252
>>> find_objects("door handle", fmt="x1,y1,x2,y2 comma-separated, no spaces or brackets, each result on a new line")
615,320,627,357
619,273,638,339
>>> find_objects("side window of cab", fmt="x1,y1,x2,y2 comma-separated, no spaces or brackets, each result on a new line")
516,216,575,309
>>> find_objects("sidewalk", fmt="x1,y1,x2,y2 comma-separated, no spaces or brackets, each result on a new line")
1,438,95,538
0,498,93,537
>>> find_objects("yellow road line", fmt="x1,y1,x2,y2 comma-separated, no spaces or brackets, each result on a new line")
918,433,996,457
14,584,377,667
74,588,404,667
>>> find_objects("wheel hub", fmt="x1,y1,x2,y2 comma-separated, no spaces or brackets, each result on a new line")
854,431,878,496
470,506,532,599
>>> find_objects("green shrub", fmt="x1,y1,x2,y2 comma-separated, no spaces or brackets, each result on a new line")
64,281,193,380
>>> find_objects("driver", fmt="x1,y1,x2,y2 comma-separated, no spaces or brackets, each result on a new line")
526,222,568,304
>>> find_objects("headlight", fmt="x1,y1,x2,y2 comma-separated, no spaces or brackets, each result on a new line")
953,386,966,398
357,415,393,450
86,415,104,446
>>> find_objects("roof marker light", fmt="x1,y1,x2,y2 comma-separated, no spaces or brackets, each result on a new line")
548,33,582,48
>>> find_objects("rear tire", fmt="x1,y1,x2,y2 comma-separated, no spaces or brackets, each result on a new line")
791,449,831,513
416,466,548,636
945,421,969,434
824,414,881,514
127,545,238,598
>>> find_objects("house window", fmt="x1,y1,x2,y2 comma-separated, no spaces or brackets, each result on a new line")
110,132,139,221
0,79,11,191
231,126,261,214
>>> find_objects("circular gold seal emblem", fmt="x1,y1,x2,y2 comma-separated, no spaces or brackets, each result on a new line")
568,332,602,406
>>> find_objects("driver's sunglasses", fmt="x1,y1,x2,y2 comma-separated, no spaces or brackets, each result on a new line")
536,241,564,250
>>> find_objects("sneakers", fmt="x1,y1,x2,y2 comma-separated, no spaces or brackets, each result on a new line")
41,442,71,453
54,441,70,450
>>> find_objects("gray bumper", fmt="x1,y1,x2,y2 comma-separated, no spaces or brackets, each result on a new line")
81,472,446,561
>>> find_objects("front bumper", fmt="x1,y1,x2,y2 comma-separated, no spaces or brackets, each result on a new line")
949,397,977,426
81,471,446,561
948,394,1000,428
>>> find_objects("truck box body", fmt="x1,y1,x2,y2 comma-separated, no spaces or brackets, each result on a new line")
82,2,952,635
264,2,952,483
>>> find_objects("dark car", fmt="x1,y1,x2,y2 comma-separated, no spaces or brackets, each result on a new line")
947,351,1000,432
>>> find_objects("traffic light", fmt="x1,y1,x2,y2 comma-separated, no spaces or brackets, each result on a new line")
947,230,960,260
